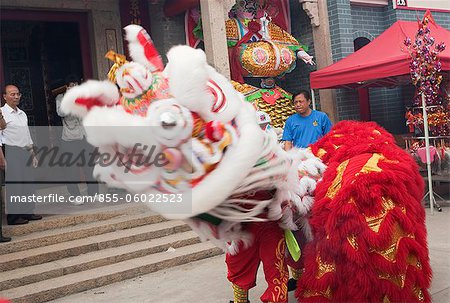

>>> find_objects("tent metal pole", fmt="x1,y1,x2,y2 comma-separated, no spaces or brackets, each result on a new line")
311,89,316,110
421,93,435,214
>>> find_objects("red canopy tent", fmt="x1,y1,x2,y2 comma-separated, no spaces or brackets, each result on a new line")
310,19,450,90
310,14,450,213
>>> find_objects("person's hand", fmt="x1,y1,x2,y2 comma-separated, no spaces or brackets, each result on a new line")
0,158,6,171
297,50,315,65
0,148,6,170
32,156,38,168
0,112,6,130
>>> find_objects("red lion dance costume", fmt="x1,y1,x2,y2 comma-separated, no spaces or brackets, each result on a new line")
299,121,431,302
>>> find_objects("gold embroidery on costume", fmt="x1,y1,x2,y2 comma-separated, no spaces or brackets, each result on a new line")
371,222,414,262
271,238,288,302
303,286,332,300
316,148,327,158
316,254,336,279
358,153,384,175
326,160,349,199
364,197,395,233
379,272,406,288
407,254,422,269
413,285,425,301
347,234,358,250
382,295,391,303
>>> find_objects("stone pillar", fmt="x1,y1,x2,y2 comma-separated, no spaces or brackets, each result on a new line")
199,0,234,79
300,0,338,123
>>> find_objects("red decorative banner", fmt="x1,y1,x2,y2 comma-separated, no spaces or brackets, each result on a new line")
119,0,151,32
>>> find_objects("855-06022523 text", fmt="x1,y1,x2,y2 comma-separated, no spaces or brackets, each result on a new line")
8,193,184,204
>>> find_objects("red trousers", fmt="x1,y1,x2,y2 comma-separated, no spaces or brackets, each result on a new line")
226,221,288,303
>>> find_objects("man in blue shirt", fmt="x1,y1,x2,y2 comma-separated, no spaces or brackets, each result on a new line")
282,90,332,150
282,89,332,292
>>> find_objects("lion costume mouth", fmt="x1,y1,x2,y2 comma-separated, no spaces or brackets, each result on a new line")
113,144,154,175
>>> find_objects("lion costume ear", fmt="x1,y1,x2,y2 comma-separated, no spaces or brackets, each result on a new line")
124,24,164,72
165,45,242,123
60,80,120,118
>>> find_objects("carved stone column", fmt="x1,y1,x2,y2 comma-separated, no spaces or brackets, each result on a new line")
299,0,338,123
199,0,235,79
299,0,320,27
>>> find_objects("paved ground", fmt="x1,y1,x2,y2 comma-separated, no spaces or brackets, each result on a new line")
50,206,450,303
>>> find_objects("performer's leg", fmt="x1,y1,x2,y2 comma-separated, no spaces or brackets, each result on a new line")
285,230,307,292
63,141,81,196
0,170,11,242
287,266,303,292
226,224,260,303
231,283,249,303
259,222,288,303
83,143,99,196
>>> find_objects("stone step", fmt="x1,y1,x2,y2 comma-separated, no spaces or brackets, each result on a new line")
0,220,190,272
0,230,200,291
0,212,166,255
0,242,223,303
3,203,147,237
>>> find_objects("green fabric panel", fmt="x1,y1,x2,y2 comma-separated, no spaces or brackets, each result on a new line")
195,213,223,226
193,19,204,40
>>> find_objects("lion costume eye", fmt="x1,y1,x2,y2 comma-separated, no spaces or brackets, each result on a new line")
160,111,178,129
146,100,193,147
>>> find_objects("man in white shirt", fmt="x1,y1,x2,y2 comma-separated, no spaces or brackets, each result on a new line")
1,85,41,225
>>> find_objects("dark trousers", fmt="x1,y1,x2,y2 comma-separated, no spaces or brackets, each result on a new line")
1,169,5,235
4,146,36,223
61,140,98,196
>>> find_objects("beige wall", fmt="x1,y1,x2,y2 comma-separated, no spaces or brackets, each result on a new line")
0,0,124,79
312,0,338,123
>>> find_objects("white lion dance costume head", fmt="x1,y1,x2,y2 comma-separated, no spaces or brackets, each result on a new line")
61,25,322,253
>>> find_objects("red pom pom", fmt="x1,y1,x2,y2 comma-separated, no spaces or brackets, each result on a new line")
205,121,225,142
